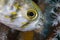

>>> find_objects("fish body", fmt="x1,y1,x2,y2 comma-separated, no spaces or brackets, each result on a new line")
0,0,44,31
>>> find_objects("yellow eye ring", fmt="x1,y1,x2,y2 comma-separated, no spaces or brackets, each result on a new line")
26,9,38,21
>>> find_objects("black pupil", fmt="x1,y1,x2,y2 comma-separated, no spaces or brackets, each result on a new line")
28,12,34,16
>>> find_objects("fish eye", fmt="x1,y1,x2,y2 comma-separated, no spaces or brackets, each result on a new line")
27,9,38,20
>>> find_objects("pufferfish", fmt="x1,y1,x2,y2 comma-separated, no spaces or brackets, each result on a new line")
0,0,44,31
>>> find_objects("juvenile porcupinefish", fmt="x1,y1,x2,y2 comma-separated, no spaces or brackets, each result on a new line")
0,0,44,31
